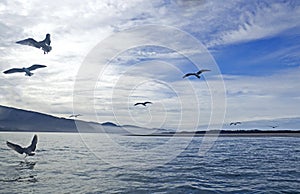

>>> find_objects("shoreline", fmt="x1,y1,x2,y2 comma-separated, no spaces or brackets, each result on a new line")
1,130,300,137
127,131,300,137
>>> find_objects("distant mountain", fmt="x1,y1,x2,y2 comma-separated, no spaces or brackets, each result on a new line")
1,105,299,133
0,105,144,133
221,117,300,130
101,122,119,127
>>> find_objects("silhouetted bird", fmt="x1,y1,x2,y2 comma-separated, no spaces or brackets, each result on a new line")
134,102,153,106
183,69,211,79
69,114,82,118
7,135,37,157
16,34,52,54
3,64,46,76
268,125,278,128
230,122,242,126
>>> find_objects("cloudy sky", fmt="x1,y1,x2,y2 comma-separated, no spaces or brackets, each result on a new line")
0,0,300,130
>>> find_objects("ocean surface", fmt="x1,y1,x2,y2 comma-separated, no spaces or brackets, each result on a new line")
0,132,299,193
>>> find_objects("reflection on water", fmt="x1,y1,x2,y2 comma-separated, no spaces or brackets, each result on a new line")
1,174,37,183
0,161,37,183
17,161,36,170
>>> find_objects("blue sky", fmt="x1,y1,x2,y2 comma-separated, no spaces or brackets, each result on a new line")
213,32,300,76
0,0,300,130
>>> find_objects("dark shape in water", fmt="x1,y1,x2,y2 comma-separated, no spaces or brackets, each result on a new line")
18,161,36,170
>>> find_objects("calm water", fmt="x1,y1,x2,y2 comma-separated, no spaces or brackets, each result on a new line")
0,132,299,193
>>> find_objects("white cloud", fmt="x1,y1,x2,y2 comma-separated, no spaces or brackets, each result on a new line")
223,67,300,122
215,1,300,46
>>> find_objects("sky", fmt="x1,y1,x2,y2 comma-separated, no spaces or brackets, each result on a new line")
0,0,300,130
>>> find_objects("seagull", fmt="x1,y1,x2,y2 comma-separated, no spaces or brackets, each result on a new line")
183,69,211,79
16,33,52,54
134,101,153,106
69,114,82,118
7,134,37,157
268,125,278,128
3,64,46,76
230,122,242,126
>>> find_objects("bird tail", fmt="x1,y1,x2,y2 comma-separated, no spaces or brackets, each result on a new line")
196,75,201,79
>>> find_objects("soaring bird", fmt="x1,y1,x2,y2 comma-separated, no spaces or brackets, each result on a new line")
69,114,82,118
3,64,46,76
268,125,278,129
183,69,211,79
134,101,153,106
7,134,38,157
16,33,52,54
3,64,47,76
230,122,242,126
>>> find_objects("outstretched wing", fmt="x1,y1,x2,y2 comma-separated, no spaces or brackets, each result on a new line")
3,68,24,74
144,101,152,105
27,64,47,71
7,141,24,154
43,34,51,45
26,135,37,152
16,38,40,48
197,69,211,75
134,103,142,106
230,122,241,126
268,125,278,128
183,73,195,78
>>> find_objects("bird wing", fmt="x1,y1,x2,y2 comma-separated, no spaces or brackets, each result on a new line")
26,135,37,152
182,73,195,78
43,34,51,45
16,38,40,48
230,123,234,126
268,125,278,128
27,64,47,71
7,141,24,154
145,101,152,105
197,69,211,75
134,103,142,106
3,68,24,74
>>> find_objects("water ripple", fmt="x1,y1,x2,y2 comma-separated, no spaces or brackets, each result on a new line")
0,133,299,193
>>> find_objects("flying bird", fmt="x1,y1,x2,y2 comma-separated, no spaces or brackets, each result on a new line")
230,122,242,126
7,134,38,157
183,69,211,79
134,101,153,106
16,33,52,54
69,114,82,118
3,64,46,76
268,125,278,128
